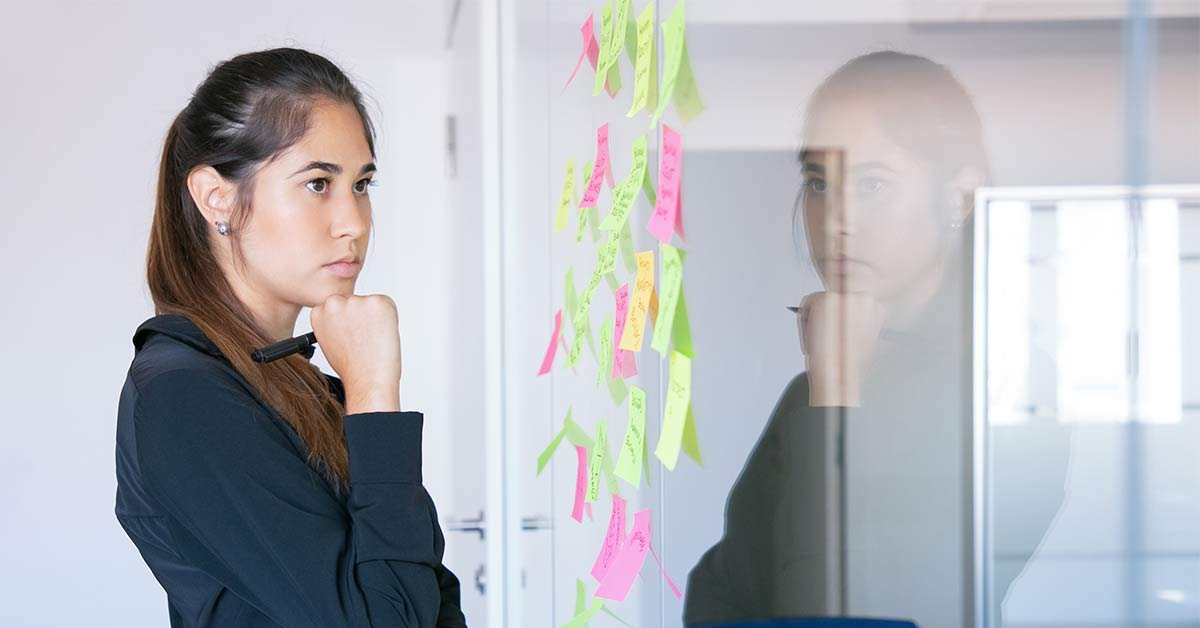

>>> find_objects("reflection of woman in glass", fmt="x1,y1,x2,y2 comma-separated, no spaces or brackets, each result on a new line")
685,51,1067,628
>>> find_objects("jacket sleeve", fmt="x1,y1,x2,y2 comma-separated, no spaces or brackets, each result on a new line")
133,367,466,628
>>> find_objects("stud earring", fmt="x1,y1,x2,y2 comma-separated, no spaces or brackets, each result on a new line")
215,220,230,236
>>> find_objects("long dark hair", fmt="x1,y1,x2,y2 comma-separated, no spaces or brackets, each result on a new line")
147,47,378,495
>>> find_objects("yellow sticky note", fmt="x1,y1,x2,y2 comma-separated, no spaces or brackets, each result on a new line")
554,160,575,233
619,250,655,352
654,350,691,471
651,243,684,355
586,419,608,502
626,2,658,117
614,385,646,487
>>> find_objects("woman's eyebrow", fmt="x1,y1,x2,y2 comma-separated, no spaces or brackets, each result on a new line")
290,161,377,177
848,161,896,175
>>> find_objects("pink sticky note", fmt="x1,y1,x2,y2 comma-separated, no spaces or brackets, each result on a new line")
585,502,594,521
565,14,600,90
572,445,588,523
647,125,682,244
590,494,627,581
580,124,610,208
650,545,683,599
594,509,652,601
537,310,563,376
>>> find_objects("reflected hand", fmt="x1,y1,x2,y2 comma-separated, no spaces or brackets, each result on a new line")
796,291,885,407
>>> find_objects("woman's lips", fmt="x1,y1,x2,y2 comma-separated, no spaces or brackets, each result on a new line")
821,257,869,274
323,261,361,278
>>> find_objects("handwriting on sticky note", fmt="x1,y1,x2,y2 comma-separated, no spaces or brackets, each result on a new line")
654,350,691,471
590,493,627,581
572,444,588,522
594,508,651,601
612,285,630,378
651,243,684,354
618,250,654,352
597,314,613,390
580,125,610,208
600,136,648,232
627,2,657,117
651,0,704,126
586,420,607,503
614,385,646,488
537,309,563,376
647,124,682,244
554,161,575,232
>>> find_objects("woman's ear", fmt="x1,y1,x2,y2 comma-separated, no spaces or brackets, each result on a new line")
186,165,235,225
945,165,985,227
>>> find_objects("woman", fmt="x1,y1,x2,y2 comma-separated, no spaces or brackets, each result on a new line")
114,48,467,628
684,51,1068,627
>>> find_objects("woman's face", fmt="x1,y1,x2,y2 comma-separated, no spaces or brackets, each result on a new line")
800,102,952,301
225,101,376,311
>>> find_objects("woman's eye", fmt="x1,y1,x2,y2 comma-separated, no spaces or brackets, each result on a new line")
804,178,828,194
353,178,377,194
306,178,328,194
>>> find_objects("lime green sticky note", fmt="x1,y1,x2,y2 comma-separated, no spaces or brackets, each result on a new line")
564,598,604,628
606,366,628,406
597,237,620,276
587,205,602,242
597,314,613,391
673,288,694,359
564,267,596,367
619,221,636,275
576,159,594,244
654,350,691,471
593,1,618,96
682,404,702,466
564,410,594,450
536,426,566,476
641,158,657,207
600,136,647,232
586,419,608,502
574,578,587,616
626,2,658,117
554,160,575,233
673,40,705,124
651,243,684,355
614,385,646,488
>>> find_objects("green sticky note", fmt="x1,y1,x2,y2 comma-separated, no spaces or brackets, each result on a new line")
600,136,647,232
651,243,684,355
614,385,646,488
576,160,594,244
626,2,658,117
619,221,636,275
597,314,613,391
554,160,575,233
641,158,657,207
587,205,602,242
682,404,702,466
564,410,594,450
651,0,703,127
586,419,607,503
597,237,620,276
673,40,705,124
574,579,587,616
605,272,620,294
564,598,604,628
606,367,628,406
536,426,565,476
673,288,694,359
654,350,692,471
593,1,617,96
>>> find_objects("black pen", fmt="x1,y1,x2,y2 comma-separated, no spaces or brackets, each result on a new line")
251,331,318,363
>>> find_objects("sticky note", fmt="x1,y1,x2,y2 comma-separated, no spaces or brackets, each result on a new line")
612,285,637,379
590,493,627,581
597,237,620,276
600,136,648,232
606,366,628,406
649,284,659,327
537,309,563,376
594,508,652,601
575,578,587,616
654,350,691,471
652,0,705,127
572,444,589,522
682,404,702,466
672,289,694,359
586,420,607,503
646,124,682,244
537,407,583,475
651,243,684,354
536,425,565,476
618,250,655,351
564,267,596,368
580,125,610,208
593,0,630,97
619,220,636,274
614,386,646,488
554,160,575,233
626,2,658,117
565,14,600,91
597,314,614,391
650,545,683,599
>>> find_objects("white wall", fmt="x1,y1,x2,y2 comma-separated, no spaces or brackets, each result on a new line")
0,2,460,625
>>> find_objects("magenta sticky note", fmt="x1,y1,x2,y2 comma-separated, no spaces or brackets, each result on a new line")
580,124,610,208
647,124,682,243
538,309,563,376
651,545,683,599
572,445,588,523
594,508,652,601
590,493,627,582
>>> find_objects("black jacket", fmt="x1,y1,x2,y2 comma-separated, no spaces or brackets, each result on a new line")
114,314,467,627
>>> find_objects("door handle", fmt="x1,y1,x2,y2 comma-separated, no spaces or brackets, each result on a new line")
446,511,553,539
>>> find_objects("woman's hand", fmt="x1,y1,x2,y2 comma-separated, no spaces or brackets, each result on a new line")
796,291,884,407
310,294,403,414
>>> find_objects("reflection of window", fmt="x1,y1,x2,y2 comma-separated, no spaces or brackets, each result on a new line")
1138,199,1182,425
986,200,1031,425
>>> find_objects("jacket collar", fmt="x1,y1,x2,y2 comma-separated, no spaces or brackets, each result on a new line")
133,314,315,361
